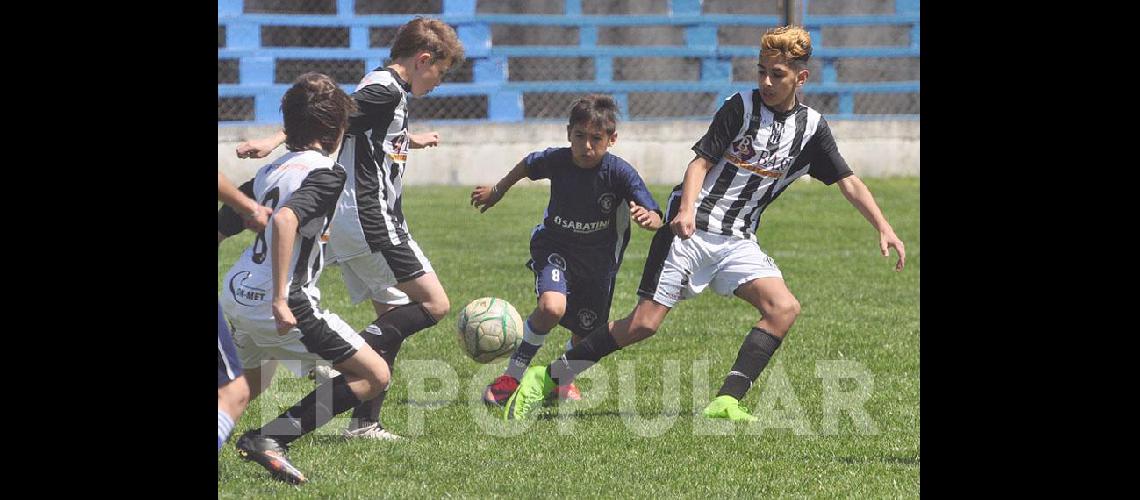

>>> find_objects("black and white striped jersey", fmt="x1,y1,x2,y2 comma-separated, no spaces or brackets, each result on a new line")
683,90,853,240
219,150,347,303
327,67,413,262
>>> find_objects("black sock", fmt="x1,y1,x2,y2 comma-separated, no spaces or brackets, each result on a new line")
716,328,783,400
364,302,438,351
258,374,361,445
349,341,401,427
350,390,388,429
549,328,621,386
345,303,432,428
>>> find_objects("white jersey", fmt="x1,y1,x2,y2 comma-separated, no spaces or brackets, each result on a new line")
327,67,413,262
686,90,853,241
220,150,347,333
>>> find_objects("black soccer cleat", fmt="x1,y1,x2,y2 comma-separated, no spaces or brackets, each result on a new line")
235,432,308,485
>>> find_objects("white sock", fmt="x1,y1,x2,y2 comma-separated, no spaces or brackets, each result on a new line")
218,410,235,452
505,319,547,380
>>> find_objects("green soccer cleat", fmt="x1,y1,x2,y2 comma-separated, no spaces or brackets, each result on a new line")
702,395,758,422
503,366,555,420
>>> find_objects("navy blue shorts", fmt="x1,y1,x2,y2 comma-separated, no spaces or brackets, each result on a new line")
528,243,616,337
218,301,243,387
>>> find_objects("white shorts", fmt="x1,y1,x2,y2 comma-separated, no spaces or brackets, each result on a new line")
221,292,366,377
338,251,421,306
640,230,783,308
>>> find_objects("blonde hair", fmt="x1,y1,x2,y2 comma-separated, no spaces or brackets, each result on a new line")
760,26,813,68
390,17,466,69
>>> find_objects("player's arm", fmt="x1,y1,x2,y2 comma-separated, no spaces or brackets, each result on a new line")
270,206,299,335
409,131,440,149
268,167,346,333
218,172,272,232
471,159,528,213
624,168,664,231
236,130,287,159
670,155,714,239
803,117,903,271
218,176,267,246
837,176,906,271
629,201,663,230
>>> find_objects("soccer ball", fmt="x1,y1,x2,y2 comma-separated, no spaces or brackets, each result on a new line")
457,297,523,363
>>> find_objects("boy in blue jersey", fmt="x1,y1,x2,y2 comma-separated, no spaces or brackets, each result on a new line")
470,95,663,407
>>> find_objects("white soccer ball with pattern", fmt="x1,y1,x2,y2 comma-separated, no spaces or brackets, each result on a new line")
456,297,523,363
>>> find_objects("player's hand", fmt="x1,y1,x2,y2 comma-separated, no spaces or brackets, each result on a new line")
272,298,297,335
670,209,696,239
241,205,273,233
410,131,441,149
470,185,503,213
629,201,661,230
880,231,906,271
236,138,277,159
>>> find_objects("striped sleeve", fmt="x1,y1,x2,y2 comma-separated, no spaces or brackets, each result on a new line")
804,117,854,185
348,83,400,133
692,93,745,164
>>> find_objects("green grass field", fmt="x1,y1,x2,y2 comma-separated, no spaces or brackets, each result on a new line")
218,178,919,498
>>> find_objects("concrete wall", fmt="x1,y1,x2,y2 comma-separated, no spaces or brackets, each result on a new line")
218,119,919,185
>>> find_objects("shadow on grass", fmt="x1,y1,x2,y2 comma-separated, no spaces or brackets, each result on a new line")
533,409,690,421
835,455,920,466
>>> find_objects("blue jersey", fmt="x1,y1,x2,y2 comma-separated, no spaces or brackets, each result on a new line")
526,147,660,278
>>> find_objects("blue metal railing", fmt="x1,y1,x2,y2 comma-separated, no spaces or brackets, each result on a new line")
218,0,919,124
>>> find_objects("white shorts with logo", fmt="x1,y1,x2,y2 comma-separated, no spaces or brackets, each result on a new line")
221,281,366,377
337,249,432,306
638,229,783,308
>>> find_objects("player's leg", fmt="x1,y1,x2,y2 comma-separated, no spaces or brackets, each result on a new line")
237,307,388,484
338,247,434,437
511,260,570,376
605,196,692,349
505,297,670,420
484,259,567,405
550,221,703,385
344,289,407,439
505,218,701,420
703,243,796,422
242,359,278,402
218,304,249,452
222,298,277,403
549,273,619,402
362,240,448,365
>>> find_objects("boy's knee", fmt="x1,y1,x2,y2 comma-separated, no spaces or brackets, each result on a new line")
536,298,566,322
423,295,450,322
219,377,250,412
779,297,802,320
765,297,801,325
365,367,391,400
